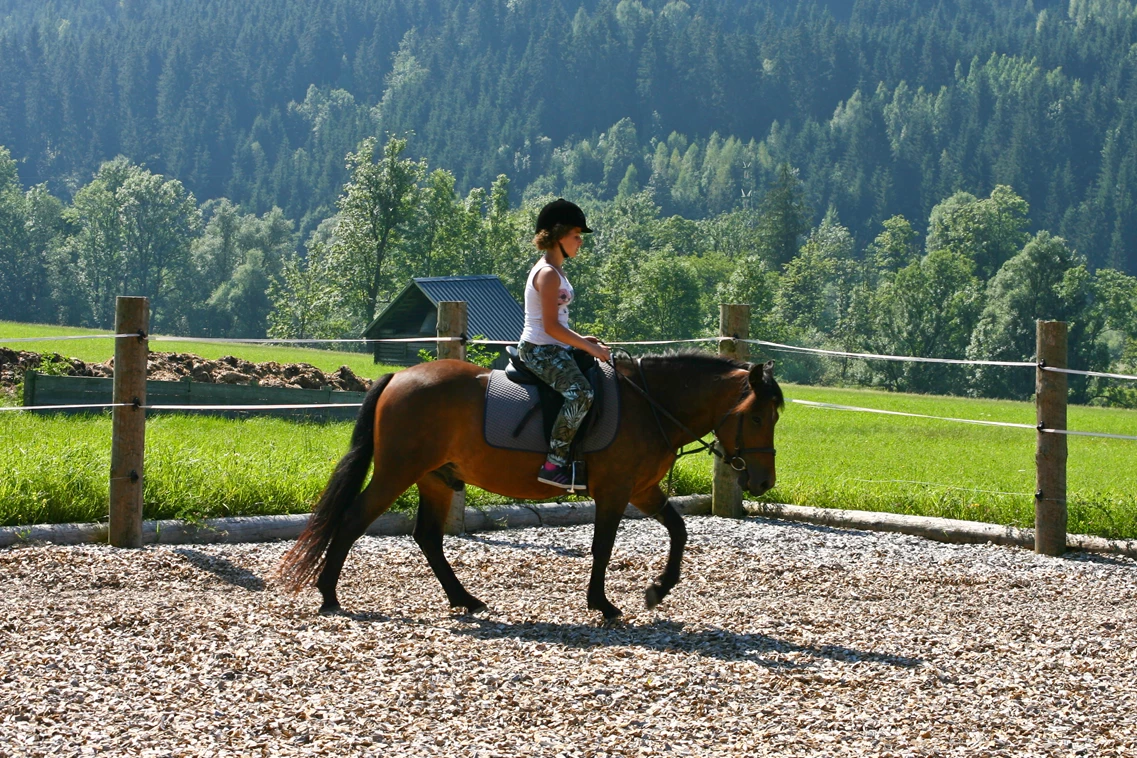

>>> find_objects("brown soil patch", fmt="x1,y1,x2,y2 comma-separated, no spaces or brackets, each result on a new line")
0,347,371,402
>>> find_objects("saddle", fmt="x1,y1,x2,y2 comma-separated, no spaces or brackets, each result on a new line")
483,347,620,456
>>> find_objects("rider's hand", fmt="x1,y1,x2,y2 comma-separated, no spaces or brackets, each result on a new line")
583,336,611,362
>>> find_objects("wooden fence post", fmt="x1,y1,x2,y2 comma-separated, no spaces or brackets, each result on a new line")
436,301,468,362
436,300,467,535
109,296,149,548
713,303,751,518
1035,319,1068,556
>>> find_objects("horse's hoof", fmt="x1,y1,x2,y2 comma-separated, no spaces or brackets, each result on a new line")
318,602,345,616
645,584,665,610
598,606,623,623
589,596,623,622
459,597,488,615
600,610,624,627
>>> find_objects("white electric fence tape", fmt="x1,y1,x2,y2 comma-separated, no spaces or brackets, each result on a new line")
792,399,1137,442
790,399,1038,429
748,339,1036,367
3,334,141,342
0,403,131,412
1040,365,1137,382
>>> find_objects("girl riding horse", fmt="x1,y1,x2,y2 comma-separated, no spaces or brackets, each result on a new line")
519,199,611,490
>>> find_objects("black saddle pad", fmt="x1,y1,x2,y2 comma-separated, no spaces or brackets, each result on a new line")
484,361,620,455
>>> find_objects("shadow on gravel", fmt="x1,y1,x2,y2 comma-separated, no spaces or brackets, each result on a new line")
174,548,265,591
462,534,587,559
451,617,922,669
1067,552,1137,568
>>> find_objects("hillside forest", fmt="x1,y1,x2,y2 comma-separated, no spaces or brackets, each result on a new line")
2,0,1137,405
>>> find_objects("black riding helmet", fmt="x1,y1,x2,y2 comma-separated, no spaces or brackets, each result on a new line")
535,198,593,234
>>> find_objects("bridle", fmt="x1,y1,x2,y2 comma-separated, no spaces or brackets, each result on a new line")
618,354,776,476
714,402,778,471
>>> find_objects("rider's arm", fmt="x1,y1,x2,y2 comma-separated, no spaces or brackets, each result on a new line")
534,267,610,361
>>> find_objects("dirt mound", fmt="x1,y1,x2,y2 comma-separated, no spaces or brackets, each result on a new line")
0,347,373,399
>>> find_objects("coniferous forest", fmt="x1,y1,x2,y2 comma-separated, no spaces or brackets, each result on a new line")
2,0,1137,403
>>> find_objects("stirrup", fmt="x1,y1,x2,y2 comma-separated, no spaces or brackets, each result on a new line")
570,460,588,491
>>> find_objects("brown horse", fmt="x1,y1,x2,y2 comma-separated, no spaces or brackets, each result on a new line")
277,351,783,622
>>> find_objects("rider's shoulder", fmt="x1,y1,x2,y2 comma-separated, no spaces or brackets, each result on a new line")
533,265,562,285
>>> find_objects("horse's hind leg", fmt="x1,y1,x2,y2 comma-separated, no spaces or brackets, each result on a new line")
632,486,687,610
413,474,486,614
316,475,409,615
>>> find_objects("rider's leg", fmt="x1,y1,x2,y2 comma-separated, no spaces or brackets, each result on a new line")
518,343,593,485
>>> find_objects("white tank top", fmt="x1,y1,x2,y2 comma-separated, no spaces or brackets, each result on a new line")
519,260,574,347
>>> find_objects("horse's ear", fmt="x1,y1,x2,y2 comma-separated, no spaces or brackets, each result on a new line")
748,360,775,389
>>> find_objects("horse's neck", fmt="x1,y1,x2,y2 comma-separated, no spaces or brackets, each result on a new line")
643,358,745,441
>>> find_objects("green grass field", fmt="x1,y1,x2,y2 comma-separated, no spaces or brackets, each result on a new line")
0,412,591,526
3,320,1135,538
0,320,393,377
753,385,1137,539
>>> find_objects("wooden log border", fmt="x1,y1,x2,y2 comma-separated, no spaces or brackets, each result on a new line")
3,496,1135,560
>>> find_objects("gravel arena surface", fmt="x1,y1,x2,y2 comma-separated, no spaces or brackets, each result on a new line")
2,515,1136,757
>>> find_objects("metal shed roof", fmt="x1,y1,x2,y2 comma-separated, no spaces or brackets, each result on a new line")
363,275,523,342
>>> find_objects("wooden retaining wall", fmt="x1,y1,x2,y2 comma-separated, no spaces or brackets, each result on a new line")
23,372,366,421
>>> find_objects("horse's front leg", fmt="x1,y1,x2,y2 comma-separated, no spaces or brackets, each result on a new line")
587,493,628,622
631,485,687,610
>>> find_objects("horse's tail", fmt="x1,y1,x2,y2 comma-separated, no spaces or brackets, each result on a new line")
276,372,393,592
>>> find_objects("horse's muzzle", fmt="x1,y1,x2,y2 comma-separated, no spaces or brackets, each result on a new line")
741,465,775,497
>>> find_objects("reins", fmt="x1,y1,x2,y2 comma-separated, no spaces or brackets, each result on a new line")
611,350,776,495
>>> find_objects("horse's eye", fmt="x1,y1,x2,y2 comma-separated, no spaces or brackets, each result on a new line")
750,415,763,426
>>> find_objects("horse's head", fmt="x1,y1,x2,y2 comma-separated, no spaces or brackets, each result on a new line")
723,360,782,496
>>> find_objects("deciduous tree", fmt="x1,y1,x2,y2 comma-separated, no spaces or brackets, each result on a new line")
327,135,426,330
968,232,1105,400
926,186,1029,281
865,249,982,393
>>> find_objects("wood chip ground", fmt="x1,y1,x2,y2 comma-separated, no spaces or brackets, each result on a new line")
2,516,1135,757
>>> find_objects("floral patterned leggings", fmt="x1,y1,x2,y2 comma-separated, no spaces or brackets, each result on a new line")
517,341,594,467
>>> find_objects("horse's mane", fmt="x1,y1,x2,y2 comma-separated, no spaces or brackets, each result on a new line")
637,347,749,369
615,348,784,408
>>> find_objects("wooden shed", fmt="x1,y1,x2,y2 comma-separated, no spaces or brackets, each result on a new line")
363,275,524,369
